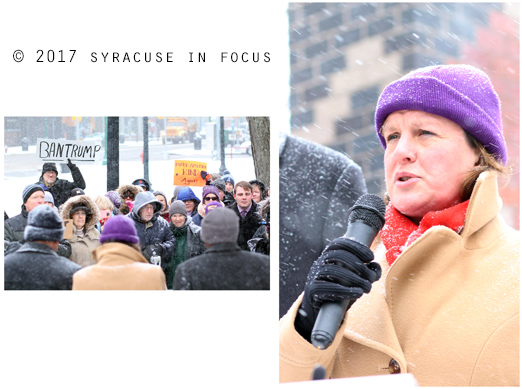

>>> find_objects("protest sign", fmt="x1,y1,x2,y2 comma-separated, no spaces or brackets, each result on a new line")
174,160,207,187
63,219,74,240
37,138,103,163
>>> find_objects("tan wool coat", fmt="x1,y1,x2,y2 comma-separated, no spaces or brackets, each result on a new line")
61,195,100,268
72,242,166,290
280,172,519,386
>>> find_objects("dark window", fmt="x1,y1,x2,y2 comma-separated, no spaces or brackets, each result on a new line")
290,25,311,44
304,3,328,17
320,55,346,75
351,3,377,20
304,83,329,102
351,85,379,110
354,133,380,153
291,67,313,85
320,13,343,31
334,28,361,48
368,16,395,36
336,116,364,136
291,110,314,127
402,8,440,28
385,31,426,53
305,41,328,59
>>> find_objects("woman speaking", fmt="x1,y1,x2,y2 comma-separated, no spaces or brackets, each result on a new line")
279,64,519,387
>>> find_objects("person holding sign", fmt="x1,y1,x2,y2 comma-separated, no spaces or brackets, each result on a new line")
279,65,519,386
36,159,86,208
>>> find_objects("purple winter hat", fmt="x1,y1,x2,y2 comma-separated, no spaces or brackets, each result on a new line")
99,215,139,245
374,64,507,166
202,185,220,201
205,201,223,215
105,191,121,209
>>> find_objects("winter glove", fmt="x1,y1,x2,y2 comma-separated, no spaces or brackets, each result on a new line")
66,158,76,170
294,237,381,342
143,244,164,261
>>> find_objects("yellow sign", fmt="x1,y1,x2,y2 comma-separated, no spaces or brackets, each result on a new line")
174,160,207,187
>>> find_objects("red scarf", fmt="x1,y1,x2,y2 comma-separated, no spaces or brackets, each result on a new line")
380,200,470,266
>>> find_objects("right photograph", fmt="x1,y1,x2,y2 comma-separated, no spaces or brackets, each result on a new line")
279,3,519,387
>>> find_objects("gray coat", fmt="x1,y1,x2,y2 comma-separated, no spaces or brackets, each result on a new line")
128,191,176,276
173,242,270,290
4,241,81,290
5,205,72,258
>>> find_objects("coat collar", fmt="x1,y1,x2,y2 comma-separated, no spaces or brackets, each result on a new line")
93,242,148,265
342,171,503,372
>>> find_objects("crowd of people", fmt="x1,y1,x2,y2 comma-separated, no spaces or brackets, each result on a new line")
4,162,270,291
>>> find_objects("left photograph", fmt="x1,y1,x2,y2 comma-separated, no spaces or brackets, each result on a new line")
4,116,270,291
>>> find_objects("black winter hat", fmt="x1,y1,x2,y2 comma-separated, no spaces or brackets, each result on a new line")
71,188,85,197
24,204,64,242
249,179,267,198
42,162,58,175
132,178,151,191
70,203,91,219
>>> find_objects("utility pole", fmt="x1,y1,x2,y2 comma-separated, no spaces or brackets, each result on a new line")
143,117,149,182
106,117,120,191
219,116,227,175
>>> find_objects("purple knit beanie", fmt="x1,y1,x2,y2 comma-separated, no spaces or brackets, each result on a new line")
202,185,220,201
375,64,507,165
205,201,223,215
99,215,139,245
105,191,121,209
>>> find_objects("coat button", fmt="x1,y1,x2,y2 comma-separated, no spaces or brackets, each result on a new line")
388,359,400,374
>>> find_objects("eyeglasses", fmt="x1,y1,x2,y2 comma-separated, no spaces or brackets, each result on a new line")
204,196,218,202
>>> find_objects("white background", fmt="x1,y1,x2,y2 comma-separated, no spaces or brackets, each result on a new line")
1,1,289,388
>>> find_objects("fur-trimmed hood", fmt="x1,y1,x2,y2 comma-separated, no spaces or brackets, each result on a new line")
117,184,142,200
61,194,100,232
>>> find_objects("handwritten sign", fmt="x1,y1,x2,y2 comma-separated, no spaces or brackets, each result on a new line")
174,160,207,187
63,219,74,240
37,138,103,163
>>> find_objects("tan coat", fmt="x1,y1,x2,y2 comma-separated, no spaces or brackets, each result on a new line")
280,172,519,386
61,195,100,268
72,242,166,290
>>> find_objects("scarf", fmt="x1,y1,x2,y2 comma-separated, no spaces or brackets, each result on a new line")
380,200,470,266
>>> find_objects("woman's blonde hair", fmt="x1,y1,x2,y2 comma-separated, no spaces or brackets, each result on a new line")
94,195,114,212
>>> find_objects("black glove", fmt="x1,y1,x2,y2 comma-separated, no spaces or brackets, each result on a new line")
143,244,164,261
295,237,381,341
67,158,76,170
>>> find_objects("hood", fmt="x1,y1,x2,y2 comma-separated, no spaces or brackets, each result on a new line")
117,184,141,199
61,194,100,232
177,187,201,205
132,191,163,217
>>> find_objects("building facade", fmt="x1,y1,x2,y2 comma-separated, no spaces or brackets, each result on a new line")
289,2,520,227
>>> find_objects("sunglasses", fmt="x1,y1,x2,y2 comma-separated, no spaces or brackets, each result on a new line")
204,196,218,202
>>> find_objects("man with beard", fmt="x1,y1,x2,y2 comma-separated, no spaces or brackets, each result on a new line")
36,159,86,208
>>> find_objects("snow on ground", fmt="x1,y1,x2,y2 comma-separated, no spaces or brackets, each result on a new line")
4,140,256,218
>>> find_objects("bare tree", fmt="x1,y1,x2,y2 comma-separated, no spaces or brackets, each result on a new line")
247,117,270,187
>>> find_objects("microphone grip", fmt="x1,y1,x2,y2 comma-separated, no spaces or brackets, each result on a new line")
310,222,378,350
311,300,350,350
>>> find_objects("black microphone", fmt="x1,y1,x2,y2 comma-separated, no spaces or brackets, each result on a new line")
311,194,386,350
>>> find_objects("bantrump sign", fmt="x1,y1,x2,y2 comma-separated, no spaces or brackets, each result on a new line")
37,138,103,163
